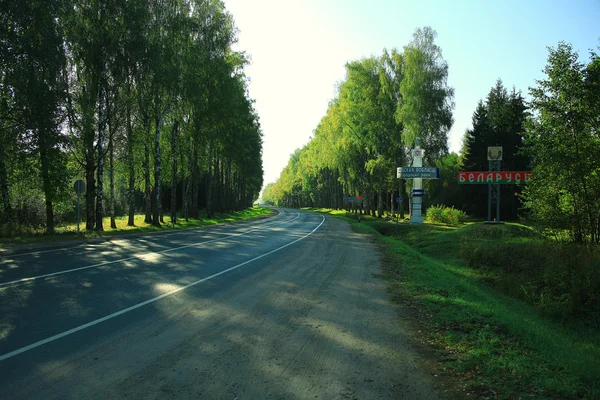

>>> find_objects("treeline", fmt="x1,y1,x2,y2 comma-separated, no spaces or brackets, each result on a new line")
0,0,263,234
264,27,454,217
264,29,600,243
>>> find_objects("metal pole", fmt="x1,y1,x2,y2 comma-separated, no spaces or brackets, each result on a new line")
395,184,398,235
496,160,502,222
487,161,492,222
399,178,402,219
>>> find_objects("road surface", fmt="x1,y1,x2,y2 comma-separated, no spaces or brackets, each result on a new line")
0,209,441,399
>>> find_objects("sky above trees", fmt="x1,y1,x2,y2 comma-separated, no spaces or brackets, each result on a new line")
223,0,600,188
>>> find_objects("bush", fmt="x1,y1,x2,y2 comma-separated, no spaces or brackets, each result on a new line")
425,205,467,225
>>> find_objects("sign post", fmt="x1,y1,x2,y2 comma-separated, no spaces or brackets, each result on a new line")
487,146,502,223
74,180,86,233
396,167,439,179
396,143,440,224
458,146,532,224
395,197,402,234
410,147,424,224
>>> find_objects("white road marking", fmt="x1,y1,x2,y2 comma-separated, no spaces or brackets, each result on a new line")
0,212,301,288
0,209,284,260
0,215,325,362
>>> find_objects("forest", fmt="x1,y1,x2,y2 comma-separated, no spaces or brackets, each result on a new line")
0,0,263,235
262,28,600,244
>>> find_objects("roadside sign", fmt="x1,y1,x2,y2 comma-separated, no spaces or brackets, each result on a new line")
355,196,363,201
487,146,503,161
458,171,531,184
397,167,439,179
396,197,403,203
411,149,424,159
74,179,86,194
343,196,363,204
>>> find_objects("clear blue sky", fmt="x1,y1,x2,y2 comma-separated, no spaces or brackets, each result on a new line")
223,0,600,189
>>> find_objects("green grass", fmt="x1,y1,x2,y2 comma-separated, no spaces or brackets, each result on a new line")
0,206,274,247
305,208,600,399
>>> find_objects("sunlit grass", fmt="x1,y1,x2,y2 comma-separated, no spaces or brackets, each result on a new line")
305,207,600,399
58,207,272,233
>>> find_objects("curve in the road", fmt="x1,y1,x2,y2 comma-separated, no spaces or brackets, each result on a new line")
0,210,300,288
0,214,325,363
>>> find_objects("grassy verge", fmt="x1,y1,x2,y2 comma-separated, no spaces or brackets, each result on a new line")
0,206,274,247
305,208,600,399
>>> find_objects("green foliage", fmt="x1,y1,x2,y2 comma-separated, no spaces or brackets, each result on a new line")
523,42,600,243
424,152,462,208
425,204,467,225
267,27,454,217
0,0,264,236
398,27,454,160
1,0,69,233
459,81,529,220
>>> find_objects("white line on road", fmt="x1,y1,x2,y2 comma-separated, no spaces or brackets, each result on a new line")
0,212,301,288
0,215,325,362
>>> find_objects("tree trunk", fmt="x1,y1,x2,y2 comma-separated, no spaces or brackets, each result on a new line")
400,180,406,219
233,170,240,210
0,137,11,220
377,185,384,218
217,155,224,213
214,152,220,213
152,114,162,227
240,178,246,208
109,126,116,229
170,119,178,224
225,159,232,212
206,141,213,218
366,182,375,217
126,87,135,226
95,85,106,231
85,156,95,231
84,123,96,231
38,129,54,233
191,139,199,219
144,141,152,224
107,86,117,229
180,140,188,221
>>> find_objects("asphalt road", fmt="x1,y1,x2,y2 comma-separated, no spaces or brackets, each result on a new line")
0,209,442,399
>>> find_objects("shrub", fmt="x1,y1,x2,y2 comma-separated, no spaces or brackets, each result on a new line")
426,205,467,225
